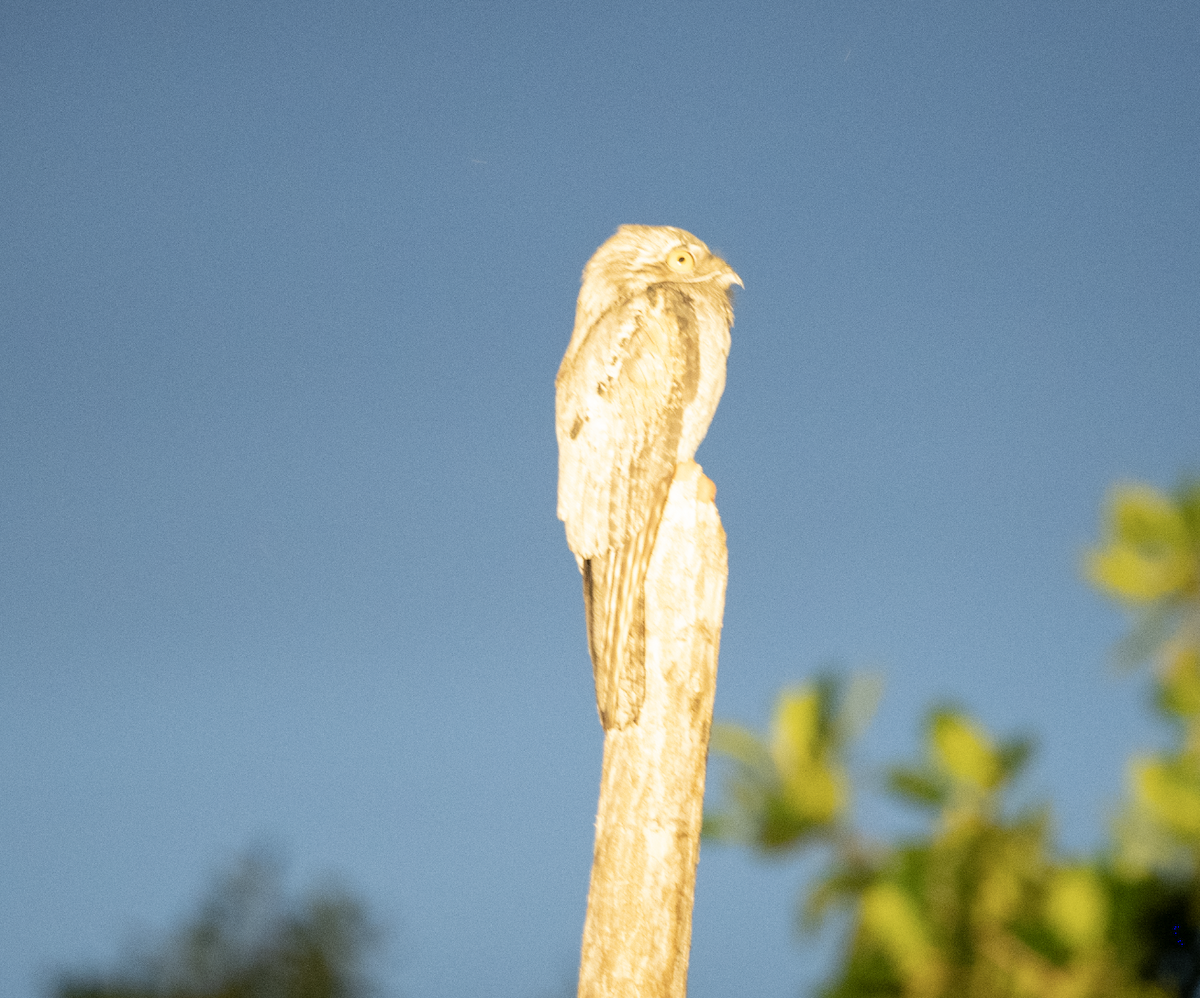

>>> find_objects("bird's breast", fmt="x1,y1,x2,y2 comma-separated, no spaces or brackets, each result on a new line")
675,289,731,461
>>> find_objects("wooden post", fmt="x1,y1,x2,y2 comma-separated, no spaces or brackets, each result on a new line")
577,460,729,998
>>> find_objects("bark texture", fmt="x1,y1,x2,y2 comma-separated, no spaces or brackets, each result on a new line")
577,460,728,998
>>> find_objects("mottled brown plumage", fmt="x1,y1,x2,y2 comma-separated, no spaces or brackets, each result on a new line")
556,225,740,729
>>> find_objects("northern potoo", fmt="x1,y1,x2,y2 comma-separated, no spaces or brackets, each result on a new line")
556,225,741,729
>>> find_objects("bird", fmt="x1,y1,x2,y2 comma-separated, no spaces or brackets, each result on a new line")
556,225,741,730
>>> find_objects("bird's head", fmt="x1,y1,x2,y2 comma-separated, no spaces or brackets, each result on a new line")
574,225,742,335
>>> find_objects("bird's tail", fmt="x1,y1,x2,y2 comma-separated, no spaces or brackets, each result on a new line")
582,481,671,730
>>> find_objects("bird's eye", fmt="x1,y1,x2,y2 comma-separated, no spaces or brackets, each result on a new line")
666,248,695,274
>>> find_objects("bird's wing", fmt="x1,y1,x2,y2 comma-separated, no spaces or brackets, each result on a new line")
555,291,691,559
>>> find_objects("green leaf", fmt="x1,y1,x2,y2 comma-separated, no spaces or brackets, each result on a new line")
886,766,947,808
709,721,775,776
997,735,1035,783
930,710,1001,790
834,671,884,745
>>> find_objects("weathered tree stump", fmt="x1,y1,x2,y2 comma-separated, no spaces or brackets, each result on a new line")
578,460,729,998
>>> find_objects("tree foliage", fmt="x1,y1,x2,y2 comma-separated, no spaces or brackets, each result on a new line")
704,479,1200,997
54,851,384,998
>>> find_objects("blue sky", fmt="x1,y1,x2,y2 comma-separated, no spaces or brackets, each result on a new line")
2,2,1197,996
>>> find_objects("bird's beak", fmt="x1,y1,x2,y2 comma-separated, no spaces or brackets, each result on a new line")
689,258,742,289
716,263,743,290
